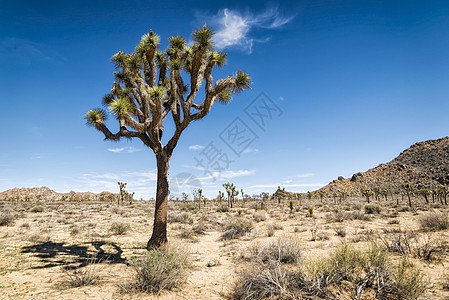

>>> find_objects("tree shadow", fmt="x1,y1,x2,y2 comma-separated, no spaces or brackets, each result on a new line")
21,240,126,270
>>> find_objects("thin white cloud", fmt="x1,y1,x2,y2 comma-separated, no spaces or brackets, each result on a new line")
242,148,259,154
188,145,205,151
198,169,255,181
248,183,326,189
202,7,295,53
107,147,142,153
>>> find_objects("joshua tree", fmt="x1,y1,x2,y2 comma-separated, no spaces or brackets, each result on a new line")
372,187,381,201
217,191,224,206
85,27,251,248
318,191,325,203
438,185,448,205
361,188,374,203
182,192,189,202
401,183,414,208
418,188,430,204
117,182,127,206
223,182,239,208
193,189,201,208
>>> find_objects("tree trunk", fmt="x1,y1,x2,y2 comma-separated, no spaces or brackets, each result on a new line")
407,193,412,208
147,152,170,249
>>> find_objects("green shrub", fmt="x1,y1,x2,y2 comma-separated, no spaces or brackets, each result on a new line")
222,217,253,240
181,203,199,212
364,204,382,214
109,222,130,235
30,205,44,213
216,206,229,212
393,260,426,299
124,248,184,294
168,212,193,224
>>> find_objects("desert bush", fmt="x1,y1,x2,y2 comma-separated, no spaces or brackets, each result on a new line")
388,219,400,225
234,243,425,299
30,205,44,213
222,217,253,240
168,212,193,225
364,204,382,214
350,211,372,221
216,206,229,212
233,261,293,299
418,210,449,231
123,247,185,294
392,260,426,299
335,227,346,237
70,225,81,236
381,231,447,261
192,221,207,235
253,211,267,222
328,211,349,223
247,237,301,264
0,213,14,226
61,261,100,287
109,222,130,235
181,203,199,212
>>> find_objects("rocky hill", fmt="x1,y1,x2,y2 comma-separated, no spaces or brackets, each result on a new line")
0,186,118,202
318,137,449,196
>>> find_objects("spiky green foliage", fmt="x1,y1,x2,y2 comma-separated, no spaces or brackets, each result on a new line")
148,86,165,101
192,26,214,49
102,94,115,106
109,98,133,118
155,51,167,67
182,57,192,72
170,59,182,70
135,32,160,56
232,71,252,94
85,109,107,126
218,89,232,104
111,51,128,69
168,35,186,51
208,51,227,67
111,52,142,73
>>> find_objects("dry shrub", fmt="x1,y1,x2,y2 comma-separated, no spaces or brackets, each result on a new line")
233,261,294,299
30,205,44,213
216,206,229,212
109,222,130,235
350,211,372,221
246,237,301,264
419,210,449,231
0,213,14,226
221,217,253,240
120,246,185,294
253,211,267,222
168,212,193,225
335,227,346,237
364,204,382,214
61,260,100,287
381,231,447,261
234,243,426,299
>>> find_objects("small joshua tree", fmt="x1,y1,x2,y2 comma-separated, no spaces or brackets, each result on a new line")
223,182,239,208
86,27,251,248
361,188,374,203
419,188,430,204
117,182,127,206
401,183,414,208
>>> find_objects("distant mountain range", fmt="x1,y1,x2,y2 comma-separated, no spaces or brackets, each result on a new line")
0,187,117,202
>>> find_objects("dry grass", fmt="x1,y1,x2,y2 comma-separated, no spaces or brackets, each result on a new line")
419,210,449,231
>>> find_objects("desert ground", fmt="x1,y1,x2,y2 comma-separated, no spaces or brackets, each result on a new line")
0,197,448,299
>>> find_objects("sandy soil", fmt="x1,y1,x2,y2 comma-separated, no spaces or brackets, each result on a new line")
0,198,448,299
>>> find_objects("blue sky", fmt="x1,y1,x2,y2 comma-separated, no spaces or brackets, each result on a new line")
1,0,449,199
